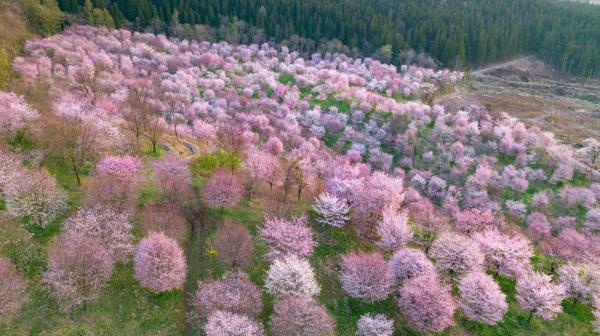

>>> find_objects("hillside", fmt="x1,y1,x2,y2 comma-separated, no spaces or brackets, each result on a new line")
438,56,600,144
56,0,600,78
0,25,599,335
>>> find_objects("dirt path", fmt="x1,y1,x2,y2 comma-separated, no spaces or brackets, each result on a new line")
470,56,534,77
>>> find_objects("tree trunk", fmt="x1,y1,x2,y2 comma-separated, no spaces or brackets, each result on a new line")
72,160,81,186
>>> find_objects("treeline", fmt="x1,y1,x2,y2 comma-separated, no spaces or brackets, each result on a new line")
52,0,600,77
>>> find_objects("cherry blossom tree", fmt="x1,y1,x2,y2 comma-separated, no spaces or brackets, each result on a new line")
408,197,449,234
43,233,114,309
0,91,39,138
312,192,350,228
388,247,436,285
214,220,254,268
527,212,551,241
376,207,413,251
454,209,498,235
86,155,144,210
62,205,134,261
203,170,243,211
356,314,394,336
152,153,192,204
516,271,566,321
540,228,600,265
259,216,315,260
349,172,404,226
264,254,320,298
140,202,187,243
398,274,456,333
4,169,67,227
339,252,393,303
584,208,600,236
429,232,484,279
458,272,508,325
472,229,533,278
0,258,28,321
193,270,263,318
203,310,264,336
269,296,335,336
263,136,284,155
242,148,279,198
134,232,187,293
46,109,103,186
557,262,600,306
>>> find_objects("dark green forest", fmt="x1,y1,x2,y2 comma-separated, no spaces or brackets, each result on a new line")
60,0,600,77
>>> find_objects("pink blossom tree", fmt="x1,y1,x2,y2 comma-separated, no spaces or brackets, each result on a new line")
458,272,508,325
454,209,498,235
242,148,279,198
339,252,393,303
0,258,28,321
152,153,192,204
140,202,188,243
557,262,600,306
356,314,394,336
203,310,264,336
193,270,263,318
408,197,449,233
516,271,566,321
429,232,484,279
376,207,413,251
269,296,335,336
0,91,39,138
203,170,243,210
134,232,187,293
62,205,134,261
584,208,600,236
388,247,436,285
398,274,456,333
349,172,404,227
86,155,144,211
312,192,350,228
4,169,67,227
472,229,533,278
43,233,114,309
532,191,550,211
264,254,320,298
214,220,254,268
263,136,284,155
259,216,315,260
527,212,551,241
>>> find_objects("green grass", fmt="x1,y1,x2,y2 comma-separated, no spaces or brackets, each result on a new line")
0,263,185,336
2,141,597,336
311,94,353,114
458,274,596,336
277,72,296,85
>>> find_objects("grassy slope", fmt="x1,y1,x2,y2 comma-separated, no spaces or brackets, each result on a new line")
0,46,596,336
0,148,186,335
0,0,30,90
